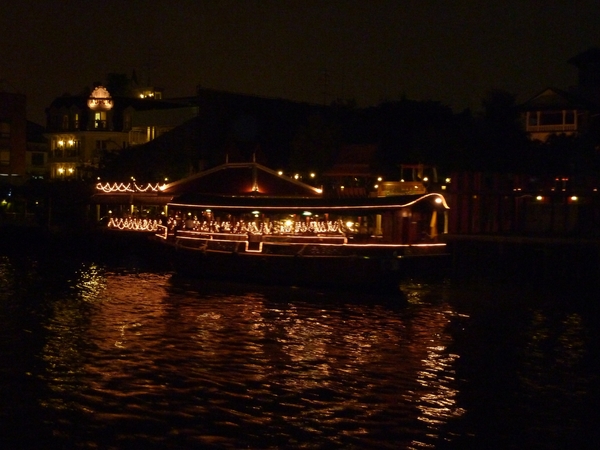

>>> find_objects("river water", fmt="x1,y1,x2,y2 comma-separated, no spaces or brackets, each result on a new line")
1,239,599,449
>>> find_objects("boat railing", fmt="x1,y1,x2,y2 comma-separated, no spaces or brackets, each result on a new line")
175,229,248,241
156,224,447,256
262,235,347,245
157,225,349,245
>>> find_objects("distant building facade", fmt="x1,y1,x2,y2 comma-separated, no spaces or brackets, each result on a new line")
26,121,48,179
44,85,197,179
520,48,600,142
0,92,27,183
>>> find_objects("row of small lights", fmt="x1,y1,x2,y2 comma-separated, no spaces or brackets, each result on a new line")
512,177,599,201
95,177,169,193
172,217,350,235
278,171,394,190
105,214,355,234
513,187,583,202
107,217,161,231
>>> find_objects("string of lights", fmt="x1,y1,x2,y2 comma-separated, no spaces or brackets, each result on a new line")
107,217,161,231
96,183,165,193
168,218,348,235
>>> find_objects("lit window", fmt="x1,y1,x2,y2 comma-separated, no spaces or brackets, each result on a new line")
0,150,9,166
95,111,107,129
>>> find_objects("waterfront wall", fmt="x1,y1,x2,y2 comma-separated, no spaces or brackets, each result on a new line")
445,171,600,237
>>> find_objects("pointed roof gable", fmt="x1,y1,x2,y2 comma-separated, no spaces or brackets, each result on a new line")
520,87,589,110
162,162,322,198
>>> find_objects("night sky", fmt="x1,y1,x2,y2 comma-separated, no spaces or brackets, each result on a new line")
1,1,599,125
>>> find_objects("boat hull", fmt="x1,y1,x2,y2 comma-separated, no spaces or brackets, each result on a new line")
163,239,449,294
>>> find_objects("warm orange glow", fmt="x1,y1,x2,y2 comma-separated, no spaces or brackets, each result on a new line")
87,86,114,110
108,217,161,231
156,224,447,249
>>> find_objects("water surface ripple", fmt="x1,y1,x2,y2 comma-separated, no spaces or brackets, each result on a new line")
1,254,598,449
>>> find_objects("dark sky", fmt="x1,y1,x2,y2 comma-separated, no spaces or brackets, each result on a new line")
2,0,599,124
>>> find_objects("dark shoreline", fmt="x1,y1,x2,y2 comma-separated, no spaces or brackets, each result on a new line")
2,225,599,292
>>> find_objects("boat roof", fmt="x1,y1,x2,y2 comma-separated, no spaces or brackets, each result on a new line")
168,192,449,213
91,161,450,211
91,161,323,205
162,161,323,197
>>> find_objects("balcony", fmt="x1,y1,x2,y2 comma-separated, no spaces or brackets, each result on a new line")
526,124,578,133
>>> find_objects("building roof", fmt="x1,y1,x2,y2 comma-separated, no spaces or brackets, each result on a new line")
519,87,592,111
26,121,47,143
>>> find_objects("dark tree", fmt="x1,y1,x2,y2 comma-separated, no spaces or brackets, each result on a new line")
289,113,340,173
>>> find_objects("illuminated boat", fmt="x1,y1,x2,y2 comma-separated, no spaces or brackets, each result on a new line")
149,162,450,293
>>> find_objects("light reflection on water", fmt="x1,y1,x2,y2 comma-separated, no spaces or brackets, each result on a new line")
30,264,462,449
1,255,599,449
